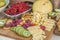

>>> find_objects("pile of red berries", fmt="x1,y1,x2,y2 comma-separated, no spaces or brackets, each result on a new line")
22,19,35,29
5,2,30,15
40,25,46,30
5,19,23,27
5,19,35,29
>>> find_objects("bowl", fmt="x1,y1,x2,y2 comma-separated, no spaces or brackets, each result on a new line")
4,8,32,18
0,0,9,12
4,1,33,19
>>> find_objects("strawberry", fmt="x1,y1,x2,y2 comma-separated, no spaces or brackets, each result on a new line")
40,25,46,30
5,9,10,14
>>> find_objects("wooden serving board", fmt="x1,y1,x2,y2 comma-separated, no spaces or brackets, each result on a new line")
0,27,55,40
0,0,57,40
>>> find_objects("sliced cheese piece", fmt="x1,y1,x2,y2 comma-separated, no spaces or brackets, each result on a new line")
27,26,46,40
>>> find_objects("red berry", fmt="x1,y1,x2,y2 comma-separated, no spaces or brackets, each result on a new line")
22,23,27,29
19,7,24,12
25,19,31,23
16,19,23,24
5,9,10,14
10,8,17,15
40,25,46,30
19,2,26,6
16,2,20,7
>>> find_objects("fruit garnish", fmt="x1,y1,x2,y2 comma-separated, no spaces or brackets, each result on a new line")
5,9,10,14
55,9,60,12
22,19,35,29
4,19,24,28
40,25,46,30
25,19,31,24
22,23,29,29
0,20,7,27
10,26,31,37
48,12,57,17
5,1,30,15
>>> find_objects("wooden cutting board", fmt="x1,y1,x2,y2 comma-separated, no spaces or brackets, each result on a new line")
0,27,55,40
0,0,57,40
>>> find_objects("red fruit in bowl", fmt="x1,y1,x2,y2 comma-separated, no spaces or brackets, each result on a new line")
19,7,29,12
16,2,20,5
10,9,17,15
19,2,26,6
10,3,19,10
10,4,16,7
5,9,10,14
16,2,20,7
19,7,23,12
5,1,31,15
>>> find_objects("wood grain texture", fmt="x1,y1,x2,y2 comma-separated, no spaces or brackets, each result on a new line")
0,27,55,40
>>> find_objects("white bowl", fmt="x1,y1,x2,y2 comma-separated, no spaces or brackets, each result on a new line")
4,1,33,19
0,0,9,12
4,8,32,18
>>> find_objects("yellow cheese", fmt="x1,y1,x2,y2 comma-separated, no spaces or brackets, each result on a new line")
27,26,46,40
33,0,53,13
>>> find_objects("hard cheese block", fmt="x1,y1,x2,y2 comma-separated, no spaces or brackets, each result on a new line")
0,28,54,40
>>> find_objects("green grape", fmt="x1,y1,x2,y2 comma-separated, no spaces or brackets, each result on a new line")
55,9,60,12
49,12,57,17
0,20,6,27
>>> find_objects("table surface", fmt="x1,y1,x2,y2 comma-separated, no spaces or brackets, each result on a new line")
0,34,60,40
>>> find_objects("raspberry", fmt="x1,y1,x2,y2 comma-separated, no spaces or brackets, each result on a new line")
40,25,46,30
5,1,30,15
5,9,10,14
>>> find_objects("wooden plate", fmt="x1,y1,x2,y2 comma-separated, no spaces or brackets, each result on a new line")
0,27,55,40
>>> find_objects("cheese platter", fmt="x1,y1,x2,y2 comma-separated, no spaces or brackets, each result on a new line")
0,0,60,40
